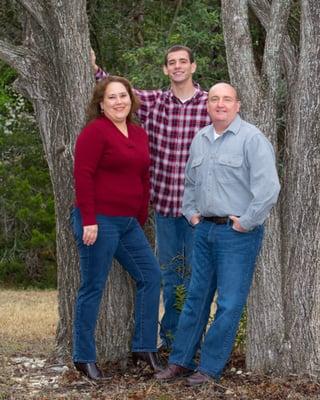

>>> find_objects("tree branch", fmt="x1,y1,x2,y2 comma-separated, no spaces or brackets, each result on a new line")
167,0,183,39
248,0,270,27
15,0,45,29
249,0,296,82
221,0,261,103
262,0,291,91
0,39,31,74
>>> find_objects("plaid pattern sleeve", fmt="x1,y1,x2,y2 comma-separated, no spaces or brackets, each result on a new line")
134,88,165,125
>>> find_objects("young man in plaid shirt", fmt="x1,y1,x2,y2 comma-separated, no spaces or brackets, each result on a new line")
93,45,211,349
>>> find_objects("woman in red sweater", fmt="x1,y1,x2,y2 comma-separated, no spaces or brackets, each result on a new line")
71,76,161,380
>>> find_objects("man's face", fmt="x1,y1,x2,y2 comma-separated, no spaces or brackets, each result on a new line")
163,50,196,84
207,83,240,127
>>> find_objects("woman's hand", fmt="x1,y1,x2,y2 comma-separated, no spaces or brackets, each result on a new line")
83,224,98,245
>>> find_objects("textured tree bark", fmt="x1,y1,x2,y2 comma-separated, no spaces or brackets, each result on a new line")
281,0,320,376
221,0,320,377
0,0,134,363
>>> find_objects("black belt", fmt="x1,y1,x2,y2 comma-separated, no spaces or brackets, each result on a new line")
203,216,229,225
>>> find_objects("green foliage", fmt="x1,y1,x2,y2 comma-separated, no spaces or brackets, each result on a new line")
0,63,56,288
235,308,247,352
89,0,228,89
174,283,187,313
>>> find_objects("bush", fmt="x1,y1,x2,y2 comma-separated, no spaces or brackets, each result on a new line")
0,63,56,288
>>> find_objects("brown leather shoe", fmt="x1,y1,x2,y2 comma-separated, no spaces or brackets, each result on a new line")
154,364,193,381
186,371,212,386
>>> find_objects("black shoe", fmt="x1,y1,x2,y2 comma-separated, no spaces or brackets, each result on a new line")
74,362,104,380
132,352,163,372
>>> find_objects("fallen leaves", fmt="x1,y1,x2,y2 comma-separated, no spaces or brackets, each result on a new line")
1,353,319,399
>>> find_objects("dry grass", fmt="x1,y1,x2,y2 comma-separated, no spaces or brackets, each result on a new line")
0,289,58,356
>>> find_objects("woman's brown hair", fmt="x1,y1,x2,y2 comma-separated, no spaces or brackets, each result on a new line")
86,75,140,123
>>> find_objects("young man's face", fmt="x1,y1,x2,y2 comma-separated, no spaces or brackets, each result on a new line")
163,50,196,84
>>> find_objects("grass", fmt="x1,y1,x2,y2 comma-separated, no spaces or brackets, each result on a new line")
0,289,58,356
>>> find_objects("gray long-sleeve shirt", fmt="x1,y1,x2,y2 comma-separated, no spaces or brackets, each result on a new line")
182,115,280,230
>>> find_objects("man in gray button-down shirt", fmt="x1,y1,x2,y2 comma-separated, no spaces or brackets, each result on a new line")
155,83,280,385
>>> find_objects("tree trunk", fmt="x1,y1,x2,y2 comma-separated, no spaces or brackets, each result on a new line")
281,0,320,375
0,0,134,363
221,0,320,377
222,0,286,373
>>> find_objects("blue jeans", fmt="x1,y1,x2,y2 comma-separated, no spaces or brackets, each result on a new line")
155,212,194,347
71,208,161,363
169,219,264,378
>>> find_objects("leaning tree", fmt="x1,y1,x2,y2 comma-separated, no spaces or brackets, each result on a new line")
0,0,135,362
221,0,320,377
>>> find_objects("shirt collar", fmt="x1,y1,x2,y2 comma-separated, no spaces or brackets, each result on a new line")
223,114,242,135
202,114,242,143
167,82,204,102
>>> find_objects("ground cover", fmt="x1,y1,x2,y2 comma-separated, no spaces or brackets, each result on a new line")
0,290,319,399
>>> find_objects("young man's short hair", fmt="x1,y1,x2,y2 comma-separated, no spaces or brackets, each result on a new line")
164,45,194,65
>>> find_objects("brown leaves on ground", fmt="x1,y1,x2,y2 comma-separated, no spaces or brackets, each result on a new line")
1,352,319,400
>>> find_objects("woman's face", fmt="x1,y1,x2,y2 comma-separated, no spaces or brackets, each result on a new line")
100,82,132,124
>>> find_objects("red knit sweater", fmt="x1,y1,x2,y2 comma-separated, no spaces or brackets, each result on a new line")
74,116,150,226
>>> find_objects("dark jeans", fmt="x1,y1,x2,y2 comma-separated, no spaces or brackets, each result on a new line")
71,208,161,362
155,212,194,347
169,220,264,378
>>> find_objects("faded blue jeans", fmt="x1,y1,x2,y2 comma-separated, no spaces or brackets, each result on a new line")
169,219,264,378
71,208,161,363
155,212,194,347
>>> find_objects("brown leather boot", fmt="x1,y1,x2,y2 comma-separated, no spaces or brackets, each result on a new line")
186,371,212,386
74,362,104,380
154,364,193,381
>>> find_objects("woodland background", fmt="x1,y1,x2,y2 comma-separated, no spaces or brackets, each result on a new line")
0,1,319,398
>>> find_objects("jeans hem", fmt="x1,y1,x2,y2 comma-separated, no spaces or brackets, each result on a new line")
168,358,196,370
73,359,96,363
198,366,220,380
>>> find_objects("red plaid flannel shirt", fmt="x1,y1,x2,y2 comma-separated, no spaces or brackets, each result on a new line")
96,69,211,216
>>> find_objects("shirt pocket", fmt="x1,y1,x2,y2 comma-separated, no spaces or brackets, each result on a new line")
216,154,243,182
190,157,204,185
